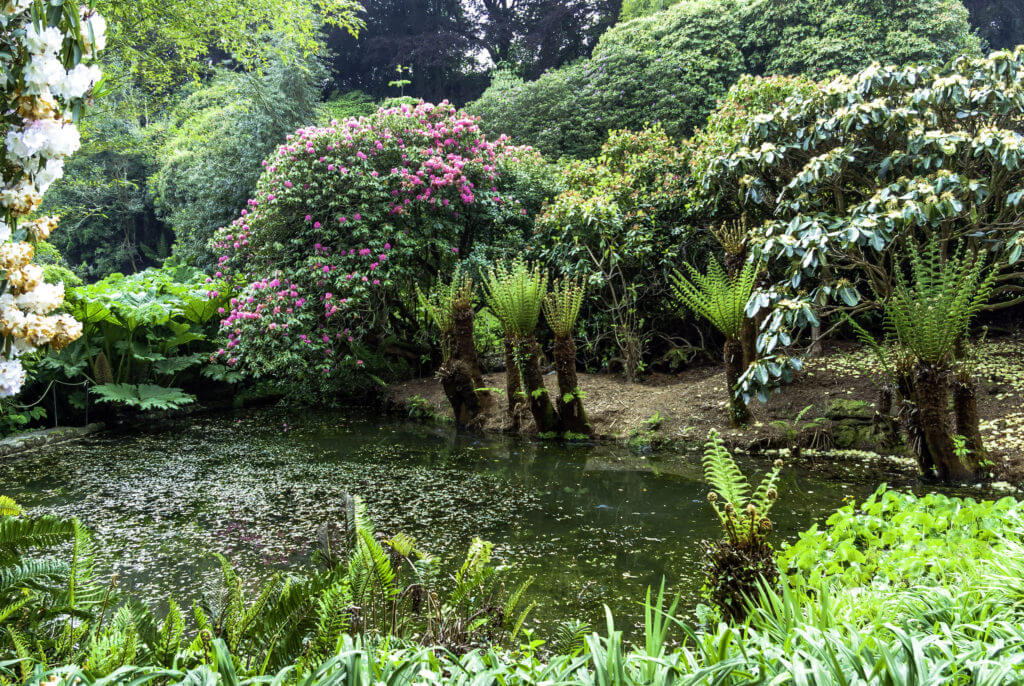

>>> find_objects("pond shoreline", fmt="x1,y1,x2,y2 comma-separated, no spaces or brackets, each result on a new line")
389,338,1024,490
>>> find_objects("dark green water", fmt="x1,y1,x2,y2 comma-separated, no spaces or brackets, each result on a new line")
0,409,885,631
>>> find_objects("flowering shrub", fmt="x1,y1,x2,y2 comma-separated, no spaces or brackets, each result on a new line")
534,126,691,378
0,0,105,396
212,101,540,391
700,48,1024,404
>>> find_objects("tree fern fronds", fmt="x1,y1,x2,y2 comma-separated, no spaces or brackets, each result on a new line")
451,538,494,609
0,498,21,519
0,516,77,553
481,260,548,338
702,430,782,548
885,240,997,365
0,596,30,627
670,257,758,339
0,559,69,596
840,312,896,383
543,277,586,338
416,269,475,360
5,625,32,683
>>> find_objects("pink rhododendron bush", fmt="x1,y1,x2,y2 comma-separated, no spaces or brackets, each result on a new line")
212,100,542,392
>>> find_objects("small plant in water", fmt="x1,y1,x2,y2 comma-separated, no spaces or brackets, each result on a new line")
700,430,782,623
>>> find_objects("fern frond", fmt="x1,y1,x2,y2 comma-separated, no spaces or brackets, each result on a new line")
0,498,22,518
0,558,69,595
670,257,757,339
482,260,547,338
885,240,996,365
543,277,586,338
548,619,589,655
702,430,750,513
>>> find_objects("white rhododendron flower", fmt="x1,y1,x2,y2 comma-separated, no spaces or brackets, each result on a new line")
0,360,26,397
52,63,102,100
23,54,66,94
24,25,64,56
0,9,105,397
15,282,65,314
80,9,107,54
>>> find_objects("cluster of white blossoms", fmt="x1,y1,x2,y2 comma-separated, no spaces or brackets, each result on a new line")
0,2,105,396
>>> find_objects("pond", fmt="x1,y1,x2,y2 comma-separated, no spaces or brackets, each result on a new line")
2,408,888,633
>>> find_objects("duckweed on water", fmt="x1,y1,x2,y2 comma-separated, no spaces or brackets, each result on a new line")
1,408,880,629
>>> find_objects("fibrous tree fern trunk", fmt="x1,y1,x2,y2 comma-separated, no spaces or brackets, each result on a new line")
514,336,559,434
440,302,492,428
952,372,986,467
503,338,525,430
914,363,974,482
553,335,590,435
724,338,750,426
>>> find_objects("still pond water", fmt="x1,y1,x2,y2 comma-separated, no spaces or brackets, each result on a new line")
2,409,887,631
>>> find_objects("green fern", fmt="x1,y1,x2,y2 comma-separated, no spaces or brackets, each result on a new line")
481,260,548,338
548,619,589,655
670,257,758,340
416,269,474,361
702,430,782,548
91,383,196,411
885,241,996,365
0,498,21,518
542,277,586,338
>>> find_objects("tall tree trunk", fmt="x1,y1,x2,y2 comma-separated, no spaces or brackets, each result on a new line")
514,336,559,434
724,338,749,426
952,373,986,466
553,335,590,435
914,363,974,482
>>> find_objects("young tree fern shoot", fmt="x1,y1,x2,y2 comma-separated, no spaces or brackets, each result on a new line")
670,257,759,426
482,260,559,434
701,430,782,623
543,278,591,436
417,271,492,428
883,242,997,481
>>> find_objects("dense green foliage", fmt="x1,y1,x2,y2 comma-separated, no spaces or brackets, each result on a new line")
535,126,690,377
471,0,979,158
699,48,1024,403
8,487,1024,684
36,265,234,413
150,56,326,267
0,494,530,681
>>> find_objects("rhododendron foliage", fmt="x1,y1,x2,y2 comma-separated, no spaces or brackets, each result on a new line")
212,101,540,389
0,0,106,396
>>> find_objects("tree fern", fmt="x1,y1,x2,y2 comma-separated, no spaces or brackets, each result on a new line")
481,260,547,338
702,431,751,512
885,241,996,365
702,430,782,548
670,257,758,340
542,277,586,339
416,270,474,361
